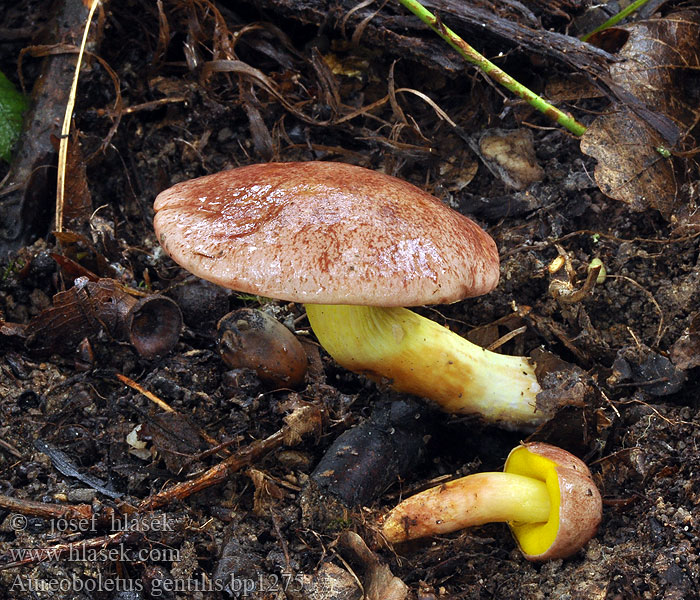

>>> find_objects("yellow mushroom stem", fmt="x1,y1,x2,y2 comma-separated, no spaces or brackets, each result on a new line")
305,304,544,429
382,443,601,560
381,472,551,543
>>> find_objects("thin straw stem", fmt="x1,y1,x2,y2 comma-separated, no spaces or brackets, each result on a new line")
580,0,652,42
398,0,587,136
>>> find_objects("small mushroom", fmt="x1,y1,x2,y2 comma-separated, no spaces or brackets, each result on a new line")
123,294,183,360
153,162,544,429
381,442,602,561
14,277,181,360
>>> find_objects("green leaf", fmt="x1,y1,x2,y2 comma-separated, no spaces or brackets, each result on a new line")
0,71,27,163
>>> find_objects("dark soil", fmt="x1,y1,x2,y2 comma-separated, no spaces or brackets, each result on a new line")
1,1,699,599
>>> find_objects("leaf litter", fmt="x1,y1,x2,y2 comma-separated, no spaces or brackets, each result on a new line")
1,0,700,598
580,9,700,220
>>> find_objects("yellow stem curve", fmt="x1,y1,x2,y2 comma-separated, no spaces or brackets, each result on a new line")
305,304,544,429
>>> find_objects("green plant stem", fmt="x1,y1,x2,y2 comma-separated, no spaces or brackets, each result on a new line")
397,0,587,137
580,0,652,42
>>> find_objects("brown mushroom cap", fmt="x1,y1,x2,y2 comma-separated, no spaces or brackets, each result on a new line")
153,162,499,306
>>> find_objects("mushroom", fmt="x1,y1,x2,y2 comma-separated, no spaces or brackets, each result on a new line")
153,161,545,429
382,442,602,561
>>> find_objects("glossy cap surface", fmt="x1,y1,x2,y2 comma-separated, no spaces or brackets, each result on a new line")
154,162,499,306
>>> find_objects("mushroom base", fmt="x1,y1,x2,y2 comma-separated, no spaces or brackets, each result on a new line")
305,304,544,430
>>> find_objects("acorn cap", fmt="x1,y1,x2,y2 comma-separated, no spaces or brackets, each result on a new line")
153,162,499,306
504,442,603,561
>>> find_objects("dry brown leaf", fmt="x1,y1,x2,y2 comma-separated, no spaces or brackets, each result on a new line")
581,9,700,219
55,128,92,234
581,110,678,216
